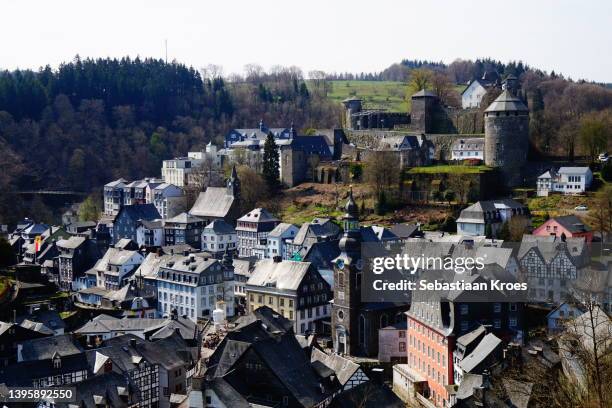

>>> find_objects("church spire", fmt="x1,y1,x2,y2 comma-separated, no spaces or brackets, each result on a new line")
227,165,240,198
339,186,361,255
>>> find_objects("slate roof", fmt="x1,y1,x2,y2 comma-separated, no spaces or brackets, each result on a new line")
552,215,591,233
485,90,528,112
207,377,250,408
96,248,141,271
57,236,87,250
101,332,196,370
135,252,169,279
292,218,341,246
54,372,139,408
329,382,404,408
237,208,279,224
115,238,138,250
268,222,297,238
458,332,502,373
310,348,360,386
389,223,421,239
118,204,161,222
204,219,236,234
19,334,83,361
247,260,312,291
457,325,487,348
232,258,253,277
455,373,484,401
518,235,586,263
75,316,196,341
558,166,591,175
233,305,294,334
412,89,437,98
17,309,66,333
303,240,341,272
457,199,527,224
190,187,236,219
166,212,204,224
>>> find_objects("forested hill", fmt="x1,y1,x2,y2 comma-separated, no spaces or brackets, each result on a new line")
0,57,341,223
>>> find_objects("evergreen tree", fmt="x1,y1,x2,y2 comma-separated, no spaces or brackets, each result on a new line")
262,132,280,192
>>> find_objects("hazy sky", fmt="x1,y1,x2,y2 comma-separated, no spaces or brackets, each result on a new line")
3,0,611,82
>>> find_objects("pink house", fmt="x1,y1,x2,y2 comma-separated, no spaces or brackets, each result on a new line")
533,215,593,243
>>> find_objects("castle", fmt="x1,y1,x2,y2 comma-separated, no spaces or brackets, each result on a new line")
342,78,530,187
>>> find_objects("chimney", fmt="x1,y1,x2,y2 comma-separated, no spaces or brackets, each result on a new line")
129,338,137,348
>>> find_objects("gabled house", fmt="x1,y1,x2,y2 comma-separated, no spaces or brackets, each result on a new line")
91,247,145,290
533,215,593,243
285,217,342,259
461,71,501,109
189,166,241,225
262,222,298,260
56,236,100,291
153,183,185,219
518,235,589,303
456,199,529,237
163,212,205,249
113,204,161,244
236,208,280,258
246,258,331,334
201,219,237,256
537,167,593,196
451,138,485,161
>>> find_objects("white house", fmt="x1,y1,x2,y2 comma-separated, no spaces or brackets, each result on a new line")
264,223,298,259
451,138,485,161
161,152,205,187
155,253,235,321
153,183,185,219
537,167,593,196
136,220,164,248
461,80,489,109
456,199,529,237
104,178,127,215
378,321,408,363
461,72,500,109
93,247,145,290
546,302,584,334
201,220,237,255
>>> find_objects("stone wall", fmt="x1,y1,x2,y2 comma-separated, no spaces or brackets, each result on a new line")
345,130,484,161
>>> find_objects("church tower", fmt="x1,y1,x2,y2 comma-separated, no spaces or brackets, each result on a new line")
331,188,364,355
226,165,241,199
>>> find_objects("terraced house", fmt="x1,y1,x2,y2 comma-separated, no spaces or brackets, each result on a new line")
155,252,235,321
246,258,331,334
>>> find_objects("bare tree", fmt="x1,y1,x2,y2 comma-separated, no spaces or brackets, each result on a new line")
363,151,400,200
558,270,612,408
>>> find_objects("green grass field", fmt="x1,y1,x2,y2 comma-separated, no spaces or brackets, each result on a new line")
326,80,409,112
318,80,467,113
407,165,492,175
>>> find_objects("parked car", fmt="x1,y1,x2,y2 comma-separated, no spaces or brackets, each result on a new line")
575,205,588,211
598,152,609,163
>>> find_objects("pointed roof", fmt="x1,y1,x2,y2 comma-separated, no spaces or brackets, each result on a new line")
412,89,437,98
485,90,528,112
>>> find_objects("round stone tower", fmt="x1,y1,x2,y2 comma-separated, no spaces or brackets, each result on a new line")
484,89,529,187
342,97,362,130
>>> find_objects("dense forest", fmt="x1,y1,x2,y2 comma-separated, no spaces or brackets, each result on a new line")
0,56,610,226
0,57,341,224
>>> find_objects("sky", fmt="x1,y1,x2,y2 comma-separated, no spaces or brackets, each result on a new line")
2,0,611,82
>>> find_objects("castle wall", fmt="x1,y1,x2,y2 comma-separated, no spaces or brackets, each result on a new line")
344,130,484,161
